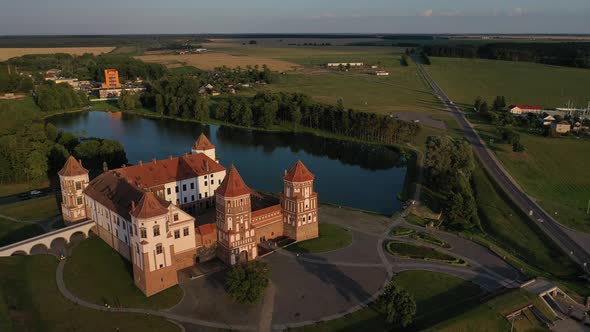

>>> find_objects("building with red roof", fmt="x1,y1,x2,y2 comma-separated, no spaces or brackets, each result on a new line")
509,104,543,115
60,137,319,296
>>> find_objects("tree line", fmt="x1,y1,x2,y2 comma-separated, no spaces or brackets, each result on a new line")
33,81,89,112
424,136,478,230
424,42,590,68
0,67,34,93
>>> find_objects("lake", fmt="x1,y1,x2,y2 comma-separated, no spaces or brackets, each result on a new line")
49,111,408,215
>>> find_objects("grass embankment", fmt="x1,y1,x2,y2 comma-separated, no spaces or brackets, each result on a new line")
385,241,464,265
427,289,555,332
64,236,182,309
287,223,352,254
0,195,60,222
298,271,482,332
475,123,590,232
425,57,590,109
471,164,587,297
0,218,44,247
0,255,179,332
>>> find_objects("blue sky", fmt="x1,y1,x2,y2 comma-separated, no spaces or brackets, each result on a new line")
1,0,589,35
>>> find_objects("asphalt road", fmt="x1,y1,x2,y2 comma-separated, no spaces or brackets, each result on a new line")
414,59,590,274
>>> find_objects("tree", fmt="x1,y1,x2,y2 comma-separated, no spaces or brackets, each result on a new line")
45,123,59,142
48,144,70,173
400,55,409,66
240,105,254,127
377,280,416,327
513,140,525,152
26,151,48,184
225,261,270,304
155,94,165,116
473,96,482,112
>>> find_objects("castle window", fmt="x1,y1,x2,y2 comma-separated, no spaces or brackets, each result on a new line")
135,244,139,254
156,244,162,254
153,226,160,237
205,175,208,179
123,222,126,230
218,180,221,184
204,181,208,186
75,182,82,190
182,184,186,191
167,188,171,195
175,186,179,193
191,195,195,201
183,197,187,203
211,173,214,178
190,183,194,189
174,230,180,239
173,213,179,221
77,197,83,205
183,227,189,236
210,180,213,185
308,215,312,221
199,193,202,199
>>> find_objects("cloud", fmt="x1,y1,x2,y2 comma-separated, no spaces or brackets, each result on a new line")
418,9,462,17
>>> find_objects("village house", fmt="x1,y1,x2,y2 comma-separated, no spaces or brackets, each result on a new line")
58,134,319,296
551,120,572,134
509,104,543,115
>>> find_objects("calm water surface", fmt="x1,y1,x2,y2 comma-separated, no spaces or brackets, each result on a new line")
49,111,408,215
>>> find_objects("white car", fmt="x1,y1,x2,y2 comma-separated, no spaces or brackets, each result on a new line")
30,190,42,196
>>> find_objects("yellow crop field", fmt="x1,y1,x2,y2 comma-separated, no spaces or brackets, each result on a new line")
0,47,115,61
136,52,301,71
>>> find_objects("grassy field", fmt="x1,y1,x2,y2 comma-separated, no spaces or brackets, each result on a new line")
425,57,590,109
0,195,60,222
287,223,352,253
0,181,49,198
472,164,581,278
474,122,590,232
298,271,482,331
385,241,462,264
64,236,183,310
427,289,554,332
0,217,44,247
0,255,179,332
0,47,114,61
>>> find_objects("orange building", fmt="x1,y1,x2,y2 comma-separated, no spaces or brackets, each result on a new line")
101,69,121,88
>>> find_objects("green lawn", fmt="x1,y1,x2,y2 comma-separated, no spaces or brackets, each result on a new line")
410,232,450,248
0,255,179,332
298,271,482,331
287,223,352,253
64,236,183,310
0,195,61,222
0,217,44,246
472,164,581,278
427,289,555,332
475,123,590,232
0,181,50,198
385,241,462,264
425,57,590,109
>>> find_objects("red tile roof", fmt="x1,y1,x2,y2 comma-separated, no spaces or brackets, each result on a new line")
83,171,145,220
114,154,225,189
197,223,216,235
510,104,542,110
284,160,314,182
130,191,170,219
216,165,251,197
58,156,89,177
193,133,215,151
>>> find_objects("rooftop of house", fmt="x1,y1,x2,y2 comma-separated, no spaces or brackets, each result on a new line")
83,171,145,221
58,156,89,177
216,165,251,198
193,133,215,151
510,104,542,110
113,153,225,189
130,191,171,219
284,160,314,182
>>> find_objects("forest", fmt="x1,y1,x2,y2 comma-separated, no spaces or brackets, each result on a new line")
423,42,590,68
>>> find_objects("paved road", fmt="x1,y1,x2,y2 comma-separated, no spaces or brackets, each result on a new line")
414,58,590,272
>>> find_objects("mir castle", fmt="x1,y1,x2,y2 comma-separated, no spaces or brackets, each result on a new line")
58,134,319,296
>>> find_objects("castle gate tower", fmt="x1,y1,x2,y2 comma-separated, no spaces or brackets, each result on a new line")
281,160,319,241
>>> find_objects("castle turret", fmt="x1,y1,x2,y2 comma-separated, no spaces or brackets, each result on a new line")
215,165,256,265
191,133,216,161
281,160,319,241
58,156,89,223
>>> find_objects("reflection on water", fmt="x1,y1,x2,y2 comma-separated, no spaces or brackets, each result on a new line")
49,111,408,215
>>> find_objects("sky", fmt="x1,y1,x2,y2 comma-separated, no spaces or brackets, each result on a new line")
1,0,589,35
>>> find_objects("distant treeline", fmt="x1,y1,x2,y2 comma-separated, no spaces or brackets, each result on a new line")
7,53,167,82
424,42,590,68
0,35,205,48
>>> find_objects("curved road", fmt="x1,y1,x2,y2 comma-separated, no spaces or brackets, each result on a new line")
414,59,590,272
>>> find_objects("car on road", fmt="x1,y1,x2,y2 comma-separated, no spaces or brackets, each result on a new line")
30,190,42,196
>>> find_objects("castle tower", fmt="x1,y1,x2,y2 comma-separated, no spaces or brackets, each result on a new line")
215,166,256,265
281,160,319,241
58,156,90,223
130,191,181,297
191,133,216,161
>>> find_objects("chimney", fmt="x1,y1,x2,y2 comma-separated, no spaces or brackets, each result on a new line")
131,201,136,210
102,161,108,173
139,160,143,166
152,158,157,164
169,155,173,160
79,159,83,167
284,169,287,175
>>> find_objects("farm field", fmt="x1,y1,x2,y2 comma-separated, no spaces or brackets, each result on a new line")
0,47,115,61
425,57,590,109
475,123,590,232
0,255,180,332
